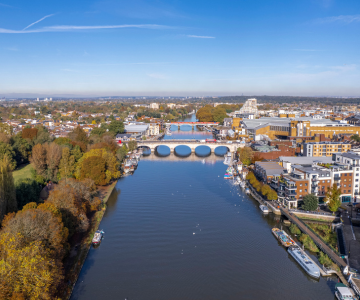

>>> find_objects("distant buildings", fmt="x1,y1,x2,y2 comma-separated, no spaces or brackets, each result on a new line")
149,103,159,110
239,98,258,116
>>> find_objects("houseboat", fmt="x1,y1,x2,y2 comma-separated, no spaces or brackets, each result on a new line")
92,230,104,245
334,283,356,300
272,228,295,247
288,244,320,279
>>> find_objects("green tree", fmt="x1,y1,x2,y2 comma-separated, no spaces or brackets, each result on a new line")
326,183,342,214
90,127,106,136
71,145,83,162
0,156,17,224
267,190,278,201
302,194,319,211
58,147,75,180
15,178,42,210
116,145,128,162
108,120,124,135
128,140,138,151
0,142,16,170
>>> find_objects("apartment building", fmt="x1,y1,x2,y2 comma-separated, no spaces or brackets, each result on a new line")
147,123,160,136
303,141,351,157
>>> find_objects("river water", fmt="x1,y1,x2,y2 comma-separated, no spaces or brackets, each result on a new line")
71,115,338,300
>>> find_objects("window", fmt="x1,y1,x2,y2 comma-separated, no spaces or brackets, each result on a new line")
322,180,325,183
349,184,351,187
344,179,347,182
356,179,359,182
345,174,348,176
349,190,351,193
357,174,359,177
299,190,302,192
344,185,347,187
305,189,307,192
327,180,330,183
305,183,308,186
300,184,302,187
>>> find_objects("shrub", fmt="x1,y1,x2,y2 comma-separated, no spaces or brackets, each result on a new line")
289,224,301,235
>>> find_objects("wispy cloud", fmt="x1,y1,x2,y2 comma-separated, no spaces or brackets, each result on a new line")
23,14,55,30
0,24,174,34
0,3,12,7
3,46,18,51
187,35,215,39
147,73,167,79
314,14,360,24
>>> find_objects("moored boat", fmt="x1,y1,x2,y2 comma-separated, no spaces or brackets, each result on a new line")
240,181,246,189
288,244,320,279
335,283,356,300
92,230,104,245
259,205,269,214
272,228,295,247
224,173,233,179
245,187,250,194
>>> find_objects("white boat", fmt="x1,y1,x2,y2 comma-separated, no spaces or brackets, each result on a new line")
288,244,320,279
245,188,250,194
92,230,104,245
335,283,356,300
236,176,241,184
240,181,246,189
259,205,269,214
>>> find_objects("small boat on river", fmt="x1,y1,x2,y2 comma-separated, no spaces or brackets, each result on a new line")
259,205,269,214
288,244,320,279
272,228,295,247
335,283,356,300
92,230,105,245
224,173,233,179
240,181,246,189
245,187,250,194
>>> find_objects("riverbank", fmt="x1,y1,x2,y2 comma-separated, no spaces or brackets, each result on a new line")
63,180,118,300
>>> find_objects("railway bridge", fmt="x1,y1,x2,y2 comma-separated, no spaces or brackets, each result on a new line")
137,140,244,153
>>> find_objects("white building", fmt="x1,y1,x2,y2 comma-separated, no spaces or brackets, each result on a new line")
147,123,160,136
239,98,258,116
149,103,159,110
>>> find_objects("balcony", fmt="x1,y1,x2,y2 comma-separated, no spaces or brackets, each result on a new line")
334,176,341,181
285,185,297,190
311,177,319,182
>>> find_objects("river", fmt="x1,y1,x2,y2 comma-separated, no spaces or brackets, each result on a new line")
71,114,338,300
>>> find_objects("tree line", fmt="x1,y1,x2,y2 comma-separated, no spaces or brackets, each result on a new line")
0,121,131,299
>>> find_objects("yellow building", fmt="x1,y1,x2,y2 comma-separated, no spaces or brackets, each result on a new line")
304,142,351,157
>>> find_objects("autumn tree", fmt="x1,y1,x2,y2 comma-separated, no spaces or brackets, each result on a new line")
0,156,17,224
68,126,88,144
75,148,120,184
267,190,278,201
212,106,227,123
196,105,214,122
238,146,254,166
22,127,38,140
45,143,62,181
326,183,342,214
30,144,47,177
47,185,89,236
79,156,107,185
261,184,272,197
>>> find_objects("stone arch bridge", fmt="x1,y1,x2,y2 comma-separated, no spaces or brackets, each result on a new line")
137,140,244,153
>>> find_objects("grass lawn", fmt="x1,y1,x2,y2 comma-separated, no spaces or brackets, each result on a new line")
13,164,34,184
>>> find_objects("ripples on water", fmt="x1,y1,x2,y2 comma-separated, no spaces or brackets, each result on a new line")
71,115,337,300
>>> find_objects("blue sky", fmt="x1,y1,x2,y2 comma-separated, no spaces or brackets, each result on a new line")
0,0,359,97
